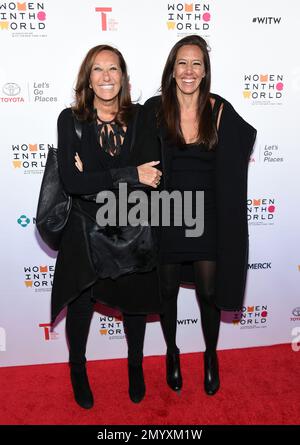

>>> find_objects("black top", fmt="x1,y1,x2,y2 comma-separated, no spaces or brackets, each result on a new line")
95,118,129,169
170,142,216,191
57,107,140,197
96,117,126,157
57,107,141,219
160,142,217,262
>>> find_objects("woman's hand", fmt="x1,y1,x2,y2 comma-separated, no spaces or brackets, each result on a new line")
75,152,83,172
137,161,162,188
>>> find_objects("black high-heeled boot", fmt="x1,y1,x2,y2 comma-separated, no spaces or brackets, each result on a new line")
128,364,146,403
70,366,94,409
204,350,220,395
166,351,182,391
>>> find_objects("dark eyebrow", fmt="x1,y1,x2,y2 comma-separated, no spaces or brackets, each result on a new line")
176,59,202,63
92,63,119,67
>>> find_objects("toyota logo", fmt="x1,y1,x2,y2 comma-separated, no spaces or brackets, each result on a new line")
2,82,21,96
292,307,300,317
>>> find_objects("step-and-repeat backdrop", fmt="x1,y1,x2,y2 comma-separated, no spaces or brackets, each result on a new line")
1,0,299,366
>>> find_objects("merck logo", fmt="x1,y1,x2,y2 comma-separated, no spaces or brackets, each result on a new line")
95,7,112,31
17,214,30,227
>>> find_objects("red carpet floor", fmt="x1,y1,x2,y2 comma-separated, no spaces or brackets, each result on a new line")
1,344,299,425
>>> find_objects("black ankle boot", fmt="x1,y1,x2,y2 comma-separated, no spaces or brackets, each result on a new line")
204,350,220,395
70,366,94,409
166,351,182,391
128,364,145,403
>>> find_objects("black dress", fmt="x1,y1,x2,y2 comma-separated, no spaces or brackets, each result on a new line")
160,141,217,263
159,100,223,264
139,94,257,310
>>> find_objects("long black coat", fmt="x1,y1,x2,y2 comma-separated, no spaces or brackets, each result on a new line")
133,94,257,311
51,106,161,322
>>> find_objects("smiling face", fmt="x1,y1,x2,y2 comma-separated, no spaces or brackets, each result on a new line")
173,44,206,98
89,50,123,107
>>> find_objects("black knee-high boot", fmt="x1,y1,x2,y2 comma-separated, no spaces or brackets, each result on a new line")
66,289,94,409
123,314,146,403
194,260,221,395
160,297,182,391
158,263,182,392
198,295,221,395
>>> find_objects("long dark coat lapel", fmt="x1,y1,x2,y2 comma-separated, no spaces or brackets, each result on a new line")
214,97,256,310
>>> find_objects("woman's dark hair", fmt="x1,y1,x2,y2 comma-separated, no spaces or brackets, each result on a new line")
72,44,133,125
160,35,217,149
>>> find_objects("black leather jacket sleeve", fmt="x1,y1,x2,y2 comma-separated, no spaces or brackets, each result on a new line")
110,166,139,187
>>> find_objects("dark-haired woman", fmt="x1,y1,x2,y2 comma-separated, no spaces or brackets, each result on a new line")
51,45,162,408
136,35,256,396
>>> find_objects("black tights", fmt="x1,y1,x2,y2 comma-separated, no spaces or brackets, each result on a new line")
66,288,95,370
123,314,146,366
159,261,221,354
66,288,146,369
66,261,220,370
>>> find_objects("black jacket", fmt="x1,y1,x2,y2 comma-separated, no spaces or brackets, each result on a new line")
133,94,257,311
51,105,160,321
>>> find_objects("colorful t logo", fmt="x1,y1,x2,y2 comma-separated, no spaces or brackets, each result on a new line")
95,7,112,31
